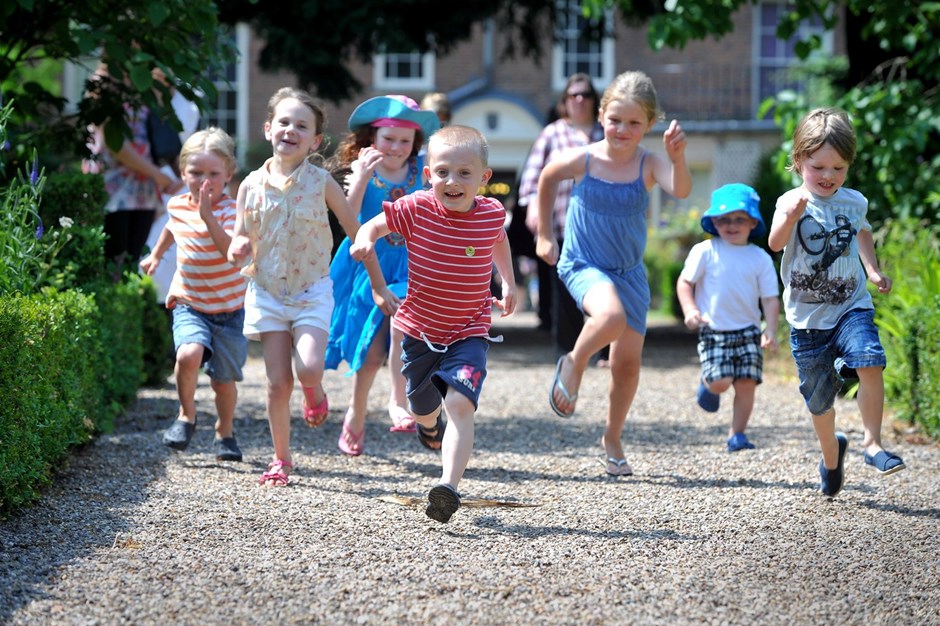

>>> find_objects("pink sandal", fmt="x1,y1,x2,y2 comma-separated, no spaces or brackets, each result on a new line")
338,414,365,456
259,459,292,487
389,406,417,433
302,386,329,427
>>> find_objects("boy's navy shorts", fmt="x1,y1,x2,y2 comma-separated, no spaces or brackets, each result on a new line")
400,335,489,415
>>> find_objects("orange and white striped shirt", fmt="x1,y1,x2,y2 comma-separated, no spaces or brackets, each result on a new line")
165,193,246,314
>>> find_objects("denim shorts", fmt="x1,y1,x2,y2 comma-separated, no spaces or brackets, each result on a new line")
172,305,247,383
789,308,886,415
400,335,489,414
698,325,763,384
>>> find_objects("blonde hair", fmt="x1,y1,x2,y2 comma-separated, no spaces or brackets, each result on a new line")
421,92,452,124
788,107,857,172
428,125,489,168
265,87,325,135
179,127,237,174
600,71,664,123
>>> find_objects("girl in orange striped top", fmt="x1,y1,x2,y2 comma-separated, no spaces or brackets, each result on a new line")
140,127,248,462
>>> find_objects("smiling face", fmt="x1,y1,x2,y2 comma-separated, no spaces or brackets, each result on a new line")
600,98,654,151
373,126,417,174
797,142,849,198
182,151,233,205
710,210,757,246
264,97,322,167
425,140,491,213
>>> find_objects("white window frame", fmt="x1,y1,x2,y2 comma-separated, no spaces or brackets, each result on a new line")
373,51,436,91
752,1,833,109
551,0,616,92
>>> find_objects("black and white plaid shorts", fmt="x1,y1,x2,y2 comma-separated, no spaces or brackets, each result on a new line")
698,325,763,384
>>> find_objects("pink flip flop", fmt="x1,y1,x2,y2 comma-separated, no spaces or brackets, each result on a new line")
338,415,365,456
389,406,417,433
302,386,329,427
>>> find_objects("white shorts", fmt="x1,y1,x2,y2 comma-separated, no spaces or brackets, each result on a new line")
243,278,333,341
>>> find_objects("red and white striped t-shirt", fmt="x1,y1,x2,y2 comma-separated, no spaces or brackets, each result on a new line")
166,193,247,314
384,190,507,346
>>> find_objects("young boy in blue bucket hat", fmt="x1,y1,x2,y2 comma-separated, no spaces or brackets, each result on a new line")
677,183,780,452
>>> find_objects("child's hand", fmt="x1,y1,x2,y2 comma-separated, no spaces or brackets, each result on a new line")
139,254,159,276
868,270,892,294
493,285,516,317
372,286,401,316
351,147,385,176
662,120,687,162
197,179,215,222
228,235,251,268
350,240,375,262
761,332,778,353
536,236,559,266
782,193,809,222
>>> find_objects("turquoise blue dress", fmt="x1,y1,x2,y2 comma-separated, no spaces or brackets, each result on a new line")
557,151,651,336
325,157,423,373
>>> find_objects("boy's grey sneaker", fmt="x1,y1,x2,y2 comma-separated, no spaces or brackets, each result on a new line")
426,483,461,523
163,419,196,451
214,436,243,462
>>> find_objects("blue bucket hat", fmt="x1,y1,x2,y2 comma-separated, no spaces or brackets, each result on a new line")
348,95,440,140
701,183,765,239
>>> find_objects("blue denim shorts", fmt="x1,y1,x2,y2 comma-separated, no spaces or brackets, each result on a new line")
172,305,247,383
400,335,489,414
789,308,885,415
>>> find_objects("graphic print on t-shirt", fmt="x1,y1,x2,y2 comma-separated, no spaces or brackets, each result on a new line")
790,213,857,304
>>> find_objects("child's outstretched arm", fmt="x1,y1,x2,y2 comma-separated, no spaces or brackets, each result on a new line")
768,190,808,252
326,177,399,314
857,229,892,294
491,236,516,317
676,275,706,329
535,148,584,265
652,120,691,198
350,213,391,263
227,181,252,267
139,226,176,276
344,147,384,215
760,295,780,352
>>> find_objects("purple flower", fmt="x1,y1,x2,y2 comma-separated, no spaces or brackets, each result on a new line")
30,155,39,185
1,140,9,151
35,217,44,240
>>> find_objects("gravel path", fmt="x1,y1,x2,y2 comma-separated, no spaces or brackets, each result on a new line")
2,312,938,626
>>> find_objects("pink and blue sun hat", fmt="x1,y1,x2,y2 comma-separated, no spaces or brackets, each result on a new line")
348,95,440,139
701,183,766,239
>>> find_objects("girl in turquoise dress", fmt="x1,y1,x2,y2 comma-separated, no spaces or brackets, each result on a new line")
326,95,439,456
535,71,692,476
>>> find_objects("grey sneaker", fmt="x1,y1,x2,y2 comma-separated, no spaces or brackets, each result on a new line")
214,436,243,462
426,483,461,523
163,420,196,451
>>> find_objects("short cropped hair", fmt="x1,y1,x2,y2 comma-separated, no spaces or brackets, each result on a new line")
179,127,237,174
428,125,489,168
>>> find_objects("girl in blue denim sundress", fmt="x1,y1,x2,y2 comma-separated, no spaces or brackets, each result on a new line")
535,71,692,476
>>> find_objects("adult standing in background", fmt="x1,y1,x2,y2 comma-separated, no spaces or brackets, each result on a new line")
518,73,603,353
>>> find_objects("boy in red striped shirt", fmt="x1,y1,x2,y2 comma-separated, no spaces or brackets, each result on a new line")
140,127,248,462
351,125,516,522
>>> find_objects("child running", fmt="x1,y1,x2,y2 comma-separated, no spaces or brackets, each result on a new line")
326,95,440,456
140,127,247,461
536,70,691,476
350,125,516,523
227,87,368,486
677,183,780,452
768,107,905,497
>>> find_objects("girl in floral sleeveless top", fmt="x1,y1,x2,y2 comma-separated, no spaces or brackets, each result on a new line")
326,96,440,457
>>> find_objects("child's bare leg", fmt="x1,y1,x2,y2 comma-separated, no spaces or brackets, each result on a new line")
552,283,627,415
174,343,204,423
211,379,237,438
293,325,328,403
341,333,385,449
856,366,887,455
602,328,643,463
439,392,475,490
730,378,757,436
388,326,410,419
260,331,295,466
706,376,733,395
811,408,840,469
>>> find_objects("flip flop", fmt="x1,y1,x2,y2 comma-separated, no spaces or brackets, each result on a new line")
338,415,365,456
389,406,417,433
599,456,633,477
549,355,578,418
302,386,329,427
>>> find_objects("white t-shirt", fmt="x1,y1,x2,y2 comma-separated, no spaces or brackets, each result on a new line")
777,187,873,329
680,238,779,331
